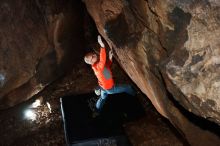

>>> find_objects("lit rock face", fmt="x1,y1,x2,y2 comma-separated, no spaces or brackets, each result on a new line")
0,0,85,108
84,0,220,145
164,1,220,123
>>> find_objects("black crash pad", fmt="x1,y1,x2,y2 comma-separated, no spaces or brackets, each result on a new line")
60,93,145,146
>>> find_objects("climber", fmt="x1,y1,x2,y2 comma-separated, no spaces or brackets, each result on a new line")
84,35,136,111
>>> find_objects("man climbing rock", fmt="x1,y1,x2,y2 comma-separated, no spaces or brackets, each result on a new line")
84,35,136,111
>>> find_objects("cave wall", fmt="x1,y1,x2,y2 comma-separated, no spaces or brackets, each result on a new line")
0,0,86,108
83,0,220,145
0,0,220,145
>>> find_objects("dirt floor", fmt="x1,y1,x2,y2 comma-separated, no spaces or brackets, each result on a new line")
0,62,188,146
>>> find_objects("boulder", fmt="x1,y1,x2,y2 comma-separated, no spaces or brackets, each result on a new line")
0,0,85,108
84,0,220,145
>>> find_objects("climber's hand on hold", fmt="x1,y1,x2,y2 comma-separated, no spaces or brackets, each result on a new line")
98,35,105,48
109,50,113,61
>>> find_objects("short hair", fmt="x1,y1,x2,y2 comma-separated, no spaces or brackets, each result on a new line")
84,52,95,64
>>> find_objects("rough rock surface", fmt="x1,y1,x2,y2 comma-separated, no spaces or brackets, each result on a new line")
163,0,220,124
0,0,85,108
84,0,220,145
1,0,220,145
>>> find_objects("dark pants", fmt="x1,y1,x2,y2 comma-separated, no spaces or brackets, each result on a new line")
96,84,136,110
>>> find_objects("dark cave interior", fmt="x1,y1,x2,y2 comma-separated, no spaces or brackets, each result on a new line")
0,0,220,146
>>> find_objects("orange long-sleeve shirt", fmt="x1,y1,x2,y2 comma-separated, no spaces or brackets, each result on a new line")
92,48,114,90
